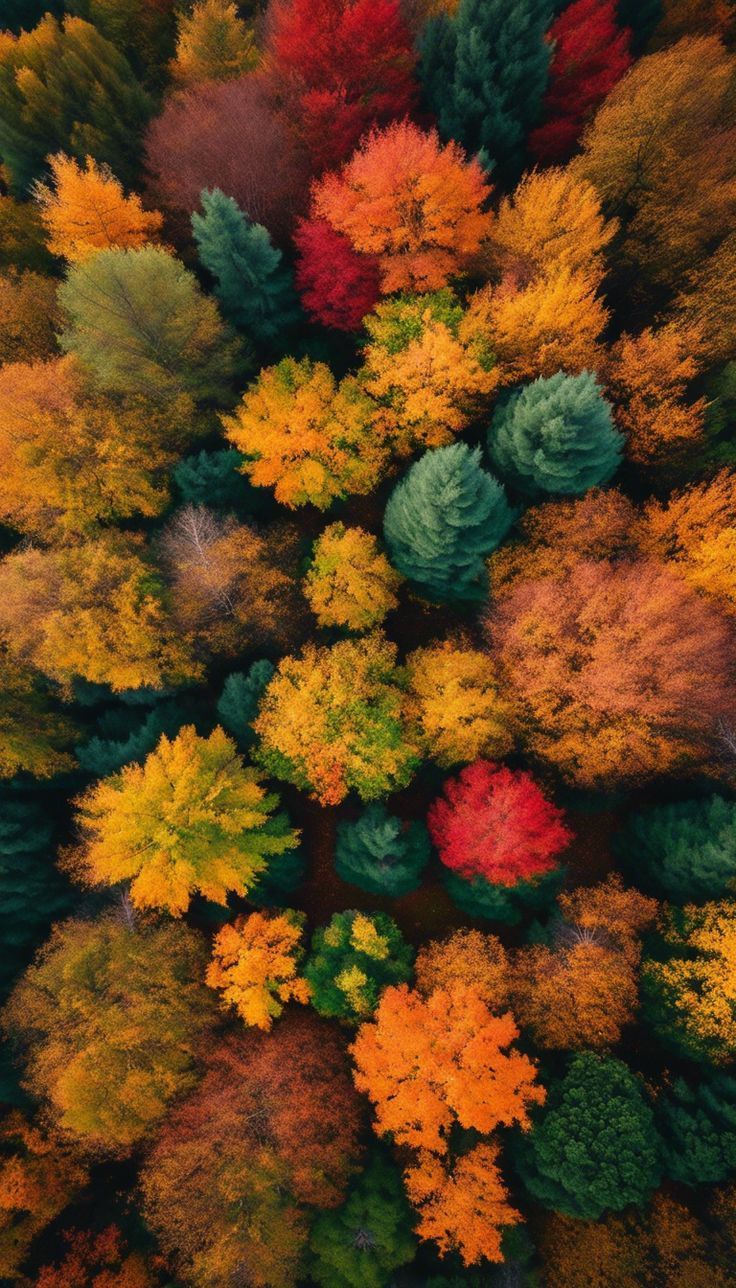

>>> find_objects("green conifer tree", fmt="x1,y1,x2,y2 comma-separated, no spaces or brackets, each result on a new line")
383,443,513,602
217,661,275,749
419,0,552,180
489,370,623,497
335,804,430,897
514,1052,662,1219
616,795,736,903
192,188,301,348
443,866,564,925
305,910,413,1024
172,447,271,516
309,1150,417,1288
76,696,206,777
657,1073,736,1186
246,846,306,908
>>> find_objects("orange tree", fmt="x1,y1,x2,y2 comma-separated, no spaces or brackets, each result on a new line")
206,909,310,1030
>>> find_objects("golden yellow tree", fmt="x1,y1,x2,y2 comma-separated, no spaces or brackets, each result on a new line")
170,0,257,86
644,900,736,1062
606,324,707,465
34,153,163,263
305,523,401,630
206,910,310,1030
485,167,615,283
403,640,514,767
674,232,736,364
0,269,59,364
639,472,736,612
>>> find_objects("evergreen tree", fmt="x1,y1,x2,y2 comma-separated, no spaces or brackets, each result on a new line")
305,911,414,1023
514,1052,662,1219
76,695,206,777
309,1150,417,1288
489,370,623,497
335,804,430,897
443,866,564,925
246,847,306,908
419,0,552,180
191,188,301,348
172,448,271,516
616,795,736,903
217,662,275,749
657,1073,736,1186
383,443,513,602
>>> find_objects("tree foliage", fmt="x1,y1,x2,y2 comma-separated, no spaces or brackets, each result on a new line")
617,795,736,903
642,901,736,1063
305,523,401,630
294,218,380,331
309,1150,416,1288
34,152,162,263
170,0,257,86
305,910,413,1022
335,804,430,897
404,641,513,766
206,909,310,1030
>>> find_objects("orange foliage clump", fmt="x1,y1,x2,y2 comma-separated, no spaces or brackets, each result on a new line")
206,910,310,1030
0,268,59,364
404,1144,521,1267
606,324,707,464
675,232,736,364
35,1225,153,1288
639,472,736,612
414,929,511,1010
34,153,163,263
0,1112,88,1280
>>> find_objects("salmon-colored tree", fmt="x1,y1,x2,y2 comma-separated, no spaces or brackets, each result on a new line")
606,324,707,465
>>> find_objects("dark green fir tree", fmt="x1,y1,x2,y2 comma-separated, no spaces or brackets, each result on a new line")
308,1150,417,1288
246,846,306,908
616,794,736,903
335,804,430,897
443,866,564,925
217,661,275,749
657,1072,736,1186
305,910,413,1024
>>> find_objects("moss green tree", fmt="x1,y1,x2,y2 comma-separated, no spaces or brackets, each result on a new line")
305,911,414,1024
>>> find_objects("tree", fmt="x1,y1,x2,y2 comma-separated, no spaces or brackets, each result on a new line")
335,804,430,896
67,725,299,915
265,0,418,171
489,558,736,787
512,939,641,1051
35,1225,154,1288
444,866,566,925
0,193,54,273
0,651,75,780
305,910,413,1023
191,188,300,346
309,1150,416,1288
616,796,736,903
639,472,736,612
59,246,240,405
605,324,707,465
351,981,545,1153
558,874,658,957
383,444,513,602
294,218,381,331
3,917,216,1152
223,356,387,509
0,15,151,194
34,152,163,263
658,1073,736,1186
514,1053,662,1219
217,660,275,748
489,370,623,497
415,928,510,1009
361,291,499,454
311,121,491,294
0,269,59,364
173,445,262,512
573,35,736,289
404,641,513,768
480,266,608,383
419,0,552,180
206,909,310,1030
170,0,257,86
75,694,199,777
64,0,179,83
0,1112,88,1281
675,231,736,366
305,523,401,630
0,536,198,694
530,0,631,162
141,1016,362,1288
428,760,571,886
404,1143,521,1266
642,901,736,1063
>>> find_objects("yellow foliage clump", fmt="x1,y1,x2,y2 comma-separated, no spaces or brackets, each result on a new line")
640,472,736,612
0,269,59,364
648,901,736,1062
404,640,514,766
170,0,257,86
34,153,163,263
486,167,616,283
206,910,310,1030
305,523,401,630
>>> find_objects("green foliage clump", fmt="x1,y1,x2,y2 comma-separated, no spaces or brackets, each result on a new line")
489,370,623,497
172,447,269,515
335,804,430,897
305,910,413,1024
217,661,276,749
75,696,204,776
515,1052,662,1219
443,866,564,925
0,788,72,999
246,846,306,908
617,795,736,902
383,443,513,601
309,1151,416,1288
657,1073,736,1186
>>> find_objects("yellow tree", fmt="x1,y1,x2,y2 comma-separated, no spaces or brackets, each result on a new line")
643,900,736,1063
675,232,736,364
206,910,310,1030
639,472,736,612
305,523,401,630
404,1144,521,1266
34,153,163,263
0,269,59,364
0,649,75,779
606,324,707,465
485,167,616,283
170,0,257,86
403,640,514,767
67,725,299,915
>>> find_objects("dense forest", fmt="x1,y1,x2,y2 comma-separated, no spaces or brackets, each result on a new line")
0,0,736,1283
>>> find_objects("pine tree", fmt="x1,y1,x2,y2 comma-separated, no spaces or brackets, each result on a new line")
335,804,430,897
657,1073,736,1186
172,448,272,517
443,866,564,925
308,1150,417,1288
191,188,301,348
383,443,513,601
419,0,552,180
489,370,623,497
217,661,275,749
616,795,736,903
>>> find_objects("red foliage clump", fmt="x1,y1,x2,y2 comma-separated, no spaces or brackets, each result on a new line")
294,218,381,329
427,760,571,886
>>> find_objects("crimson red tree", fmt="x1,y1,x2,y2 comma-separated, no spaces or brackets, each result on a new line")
427,760,571,885
294,218,380,330
530,0,631,163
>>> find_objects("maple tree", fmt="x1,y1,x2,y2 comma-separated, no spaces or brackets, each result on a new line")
206,909,310,1030
513,939,640,1051
605,324,707,465
305,910,413,1023
404,641,513,767
642,901,736,1063
0,1112,88,1280
305,523,402,630
404,1143,521,1266
35,1225,153,1288
34,152,162,263
414,928,510,1010
480,265,608,383
0,268,59,365
170,0,257,86
294,218,380,331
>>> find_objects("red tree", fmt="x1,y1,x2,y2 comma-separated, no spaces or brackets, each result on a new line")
427,760,571,885
530,0,632,163
265,0,418,171
294,218,381,329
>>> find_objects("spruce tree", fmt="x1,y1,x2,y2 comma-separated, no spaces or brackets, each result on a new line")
419,0,552,180
192,188,301,347
76,696,205,777
383,443,513,602
443,866,564,925
308,1150,416,1288
489,370,623,497
217,661,275,748
658,1073,736,1186
335,805,430,897
173,448,272,517
616,795,736,903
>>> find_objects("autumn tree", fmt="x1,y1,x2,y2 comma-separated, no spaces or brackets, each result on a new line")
309,1150,416,1288
514,1053,662,1219
305,911,413,1023
294,218,381,331
639,472,736,611
35,1225,154,1288
34,152,163,263
415,928,510,1010
605,324,707,465
0,192,53,272
0,651,75,780
617,795,736,903
64,0,179,82
59,246,240,405
657,1073,736,1186
305,523,401,631
223,356,386,509
383,444,513,601
674,231,736,365
479,266,608,383
206,909,309,1030
141,1015,362,1288
404,641,513,766
404,1143,521,1266
170,0,257,86
3,917,216,1152
0,1113,88,1281
490,370,623,496
489,558,735,787
335,805,430,897
67,725,299,915
642,901,736,1063
0,269,59,365
351,981,544,1153
530,0,631,162
311,121,491,294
